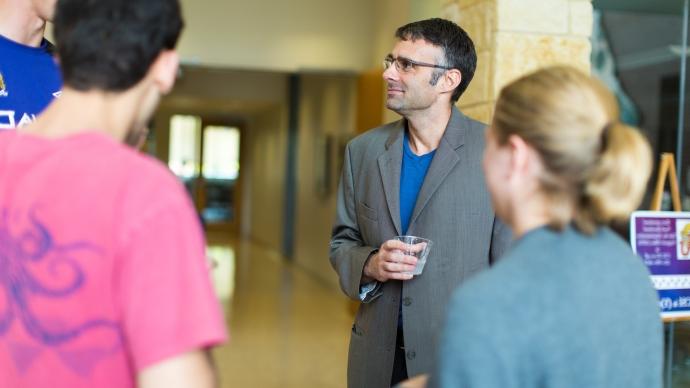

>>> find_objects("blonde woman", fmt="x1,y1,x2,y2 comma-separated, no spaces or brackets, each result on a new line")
431,66,663,387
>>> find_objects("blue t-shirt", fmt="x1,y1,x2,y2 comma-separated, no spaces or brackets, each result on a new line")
398,131,436,329
0,34,62,130
400,132,436,234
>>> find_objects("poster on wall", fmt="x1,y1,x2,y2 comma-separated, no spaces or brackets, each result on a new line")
631,211,690,319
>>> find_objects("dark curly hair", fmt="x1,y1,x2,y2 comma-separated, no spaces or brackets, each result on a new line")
396,18,476,102
54,0,184,91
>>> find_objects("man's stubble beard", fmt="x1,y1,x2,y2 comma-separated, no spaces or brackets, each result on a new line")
386,95,407,115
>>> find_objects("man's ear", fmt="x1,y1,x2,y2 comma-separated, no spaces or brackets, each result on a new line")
150,50,179,94
442,69,462,94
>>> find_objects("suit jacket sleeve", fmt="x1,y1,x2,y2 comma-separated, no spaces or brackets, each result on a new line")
329,142,379,301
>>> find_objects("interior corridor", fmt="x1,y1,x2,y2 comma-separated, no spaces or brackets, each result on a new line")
206,232,352,387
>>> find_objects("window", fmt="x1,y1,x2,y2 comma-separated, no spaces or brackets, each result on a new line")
168,115,202,179
202,126,240,180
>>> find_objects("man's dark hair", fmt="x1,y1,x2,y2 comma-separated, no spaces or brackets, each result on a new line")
396,18,476,103
54,0,184,91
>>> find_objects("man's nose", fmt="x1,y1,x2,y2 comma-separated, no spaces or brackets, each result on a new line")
383,63,399,82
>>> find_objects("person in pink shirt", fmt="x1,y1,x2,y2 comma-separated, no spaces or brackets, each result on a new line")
0,0,227,387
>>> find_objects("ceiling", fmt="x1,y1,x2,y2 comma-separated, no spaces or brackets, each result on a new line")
594,0,685,15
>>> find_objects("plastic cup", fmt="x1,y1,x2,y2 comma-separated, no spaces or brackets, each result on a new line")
394,235,432,275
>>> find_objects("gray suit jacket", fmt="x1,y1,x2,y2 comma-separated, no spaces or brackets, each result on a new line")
330,106,512,388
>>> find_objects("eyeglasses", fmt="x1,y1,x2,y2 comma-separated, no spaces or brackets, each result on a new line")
383,54,454,73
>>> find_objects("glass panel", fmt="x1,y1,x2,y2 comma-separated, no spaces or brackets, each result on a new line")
593,2,689,387
669,321,690,387
201,126,240,224
202,126,240,180
680,2,690,211
592,4,685,209
168,115,202,179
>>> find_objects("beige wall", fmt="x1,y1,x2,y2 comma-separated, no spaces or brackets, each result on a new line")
372,1,411,124
410,0,443,21
178,0,377,72
246,107,288,250
293,74,358,289
372,1,412,69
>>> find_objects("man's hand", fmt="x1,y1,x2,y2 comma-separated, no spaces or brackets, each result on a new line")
362,239,424,283
395,374,429,388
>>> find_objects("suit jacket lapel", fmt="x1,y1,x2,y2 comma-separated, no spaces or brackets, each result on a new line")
407,107,468,231
378,120,405,236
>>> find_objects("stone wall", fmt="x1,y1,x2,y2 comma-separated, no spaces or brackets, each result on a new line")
441,0,593,123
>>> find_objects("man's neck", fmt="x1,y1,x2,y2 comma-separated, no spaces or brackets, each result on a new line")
0,2,46,47
23,88,140,143
404,103,452,155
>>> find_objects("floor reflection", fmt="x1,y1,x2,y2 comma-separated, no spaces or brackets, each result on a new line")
207,235,351,388
208,245,235,301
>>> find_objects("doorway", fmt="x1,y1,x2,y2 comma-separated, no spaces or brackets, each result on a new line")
167,114,242,235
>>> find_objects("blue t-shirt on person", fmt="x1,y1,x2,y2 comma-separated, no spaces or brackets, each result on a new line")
359,134,437,308
398,131,436,329
0,34,62,130
400,131,436,234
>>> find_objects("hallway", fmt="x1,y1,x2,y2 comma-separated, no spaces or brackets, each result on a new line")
207,234,352,387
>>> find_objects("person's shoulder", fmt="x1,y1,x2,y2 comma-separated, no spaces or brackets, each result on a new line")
596,227,634,251
592,227,654,277
451,107,487,139
0,33,16,50
0,34,53,58
349,119,401,146
344,119,403,161
548,226,634,260
80,133,184,195
453,245,529,307
124,149,184,194
461,111,488,131
458,228,556,297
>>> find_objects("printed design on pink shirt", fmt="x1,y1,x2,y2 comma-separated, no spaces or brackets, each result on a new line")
0,208,122,376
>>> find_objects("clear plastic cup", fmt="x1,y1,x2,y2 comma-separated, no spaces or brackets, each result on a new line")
394,235,432,275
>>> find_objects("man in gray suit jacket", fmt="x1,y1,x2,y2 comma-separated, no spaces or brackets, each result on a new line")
329,18,511,388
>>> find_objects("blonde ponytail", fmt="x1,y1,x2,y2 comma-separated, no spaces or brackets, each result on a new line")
577,122,652,233
492,66,652,233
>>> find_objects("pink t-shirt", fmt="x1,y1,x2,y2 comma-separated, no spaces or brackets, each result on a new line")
0,131,227,387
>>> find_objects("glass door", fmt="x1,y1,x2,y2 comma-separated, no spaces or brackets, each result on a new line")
167,114,241,234
200,125,241,228
593,1,690,386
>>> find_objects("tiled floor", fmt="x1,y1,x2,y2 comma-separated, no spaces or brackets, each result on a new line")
207,236,352,388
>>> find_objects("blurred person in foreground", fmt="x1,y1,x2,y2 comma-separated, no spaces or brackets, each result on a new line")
0,0,227,387
403,66,663,388
0,0,62,129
